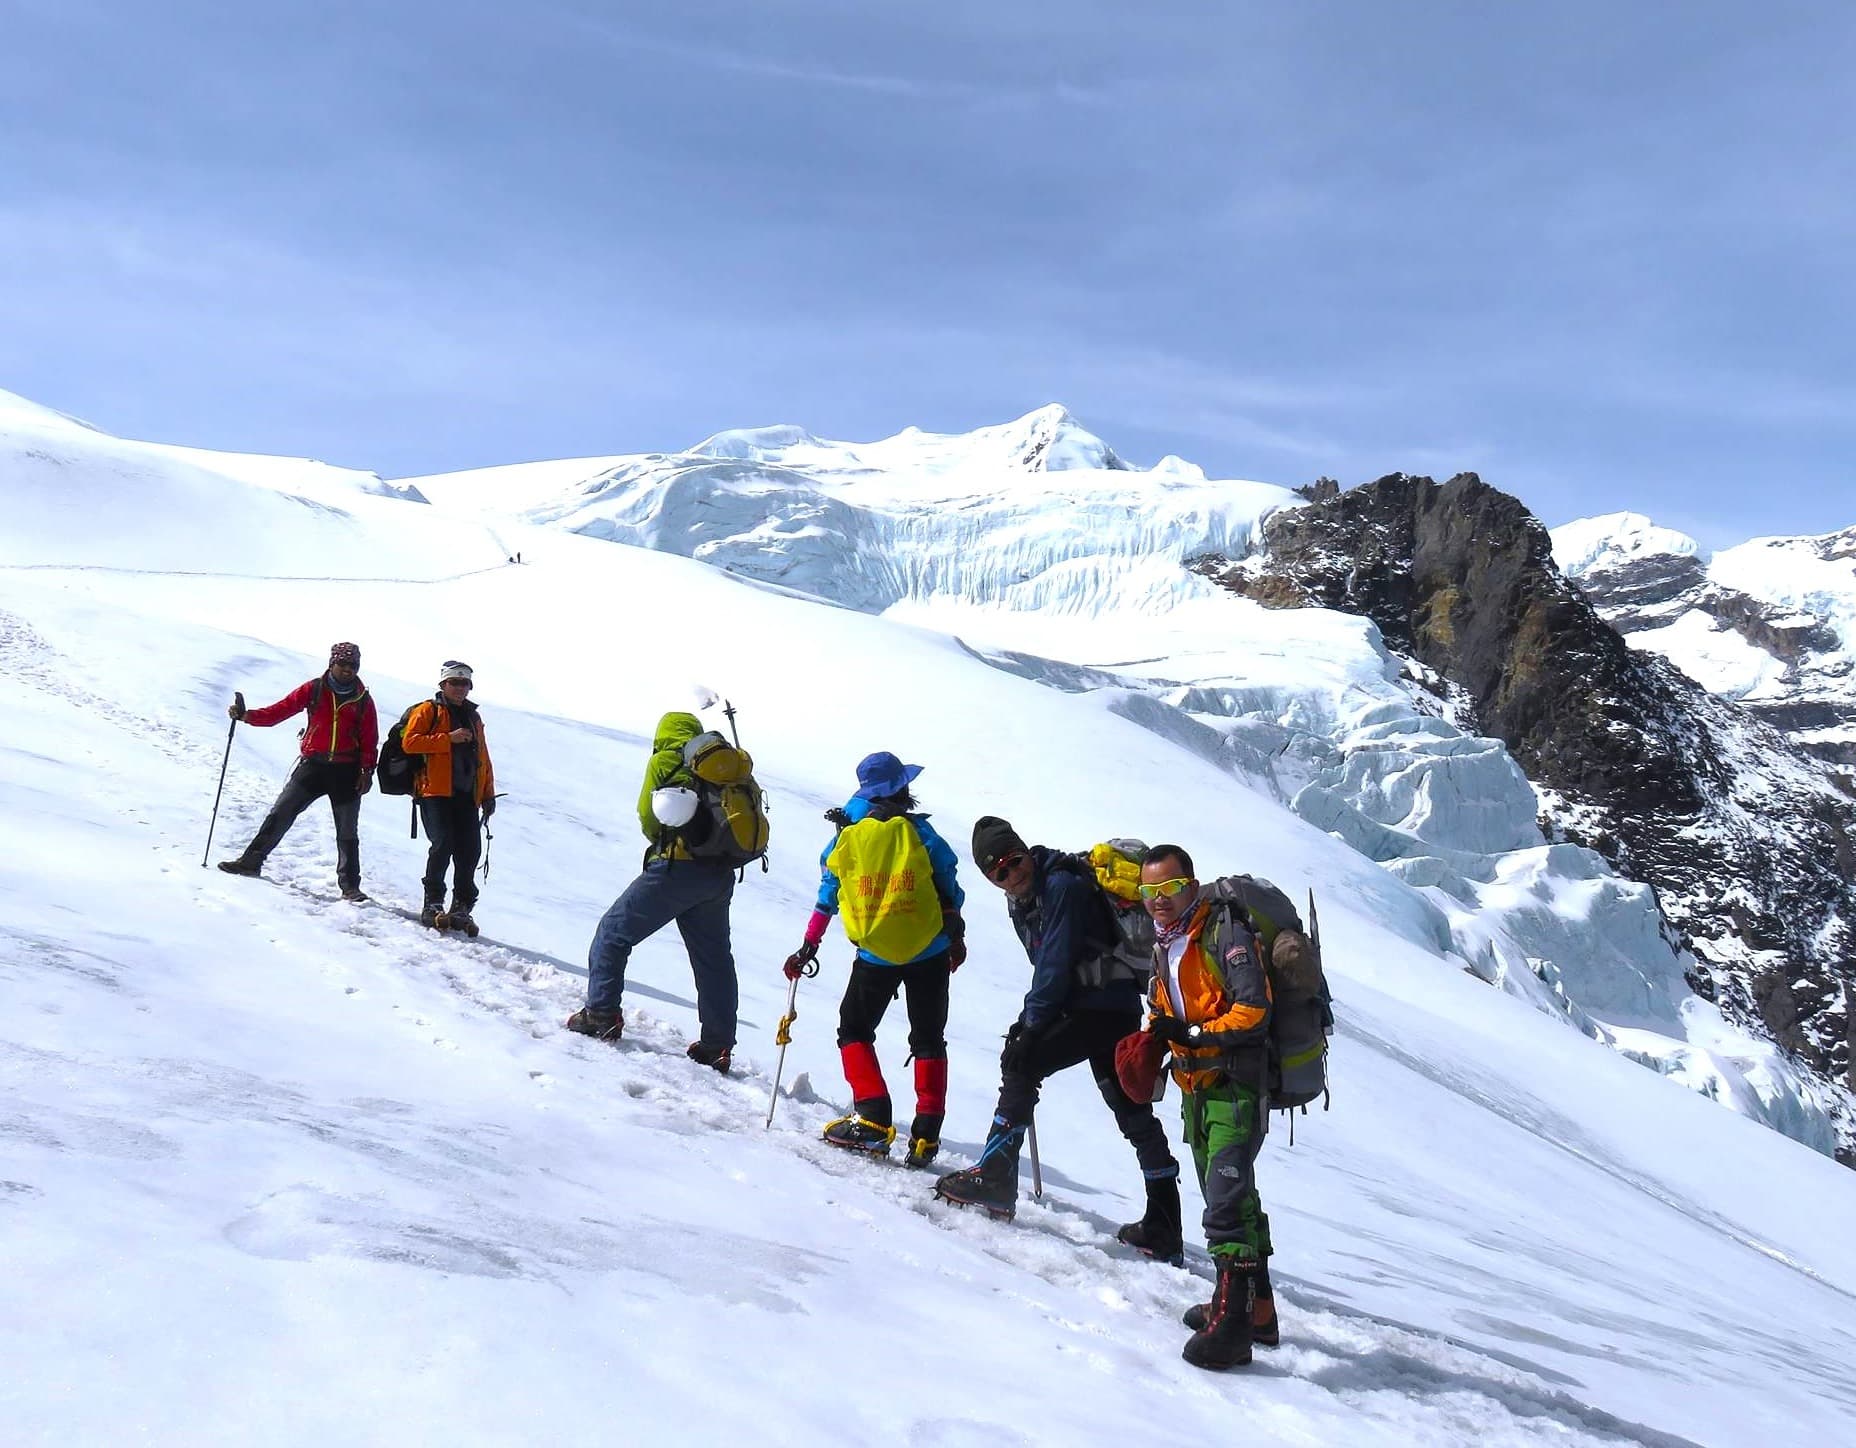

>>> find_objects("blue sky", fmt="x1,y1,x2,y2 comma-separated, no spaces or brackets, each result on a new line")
3,1,1852,544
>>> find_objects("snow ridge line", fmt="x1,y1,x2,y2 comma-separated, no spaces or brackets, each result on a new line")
0,561,517,585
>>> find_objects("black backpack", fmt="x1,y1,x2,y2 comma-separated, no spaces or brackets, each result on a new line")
375,704,424,797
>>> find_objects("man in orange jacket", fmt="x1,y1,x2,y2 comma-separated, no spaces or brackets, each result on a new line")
401,660,496,930
217,642,378,900
1140,843,1278,1372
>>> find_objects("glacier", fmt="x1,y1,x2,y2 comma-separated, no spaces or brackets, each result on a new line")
407,411,1837,1154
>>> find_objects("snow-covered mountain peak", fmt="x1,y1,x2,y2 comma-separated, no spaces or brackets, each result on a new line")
1557,508,1856,765
960,401,1128,472
675,405,1123,479
406,409,1289,618
1551,511,1707,579
685,423,824,461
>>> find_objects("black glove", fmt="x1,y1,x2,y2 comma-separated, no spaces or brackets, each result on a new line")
357,768,374,796
1148,1014,1194,1047
999,1020,1040,1074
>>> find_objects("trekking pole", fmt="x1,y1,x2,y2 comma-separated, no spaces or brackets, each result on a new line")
480,794,502,878
722,698,741,749
201,692,243,867
1027,1119,1044,1202
764,957,816,1128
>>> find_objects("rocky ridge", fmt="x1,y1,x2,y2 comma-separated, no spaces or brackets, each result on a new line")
1199,473,1856,1162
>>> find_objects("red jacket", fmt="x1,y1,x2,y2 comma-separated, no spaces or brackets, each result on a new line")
244,676,380,770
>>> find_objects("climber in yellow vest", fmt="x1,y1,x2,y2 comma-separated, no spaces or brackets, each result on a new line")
782,752,966,1168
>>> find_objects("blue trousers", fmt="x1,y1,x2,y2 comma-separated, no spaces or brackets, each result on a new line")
587,858,738,1047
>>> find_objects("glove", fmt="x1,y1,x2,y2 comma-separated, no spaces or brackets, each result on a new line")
943,912,966,971
782,940,819,980
999,1020,1040,1075
1147,1014,1194,1047
481,796,497,820
357,768,374,796
227,701,246,721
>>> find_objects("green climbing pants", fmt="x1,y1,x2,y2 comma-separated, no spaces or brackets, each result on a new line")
1182,1082,1272,1262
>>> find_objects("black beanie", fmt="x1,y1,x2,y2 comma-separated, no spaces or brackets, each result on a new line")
971,816,1027,874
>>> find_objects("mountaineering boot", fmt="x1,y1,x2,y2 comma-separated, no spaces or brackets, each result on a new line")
822,1115,897,1156
420,901,443,929
686,1040,732,1074
933,1120,1023,1219
341,886,369,903
448,911,478,937
904,1134,940,1169
1115,1175,1185,1266
217,858,262,877
564,1007,624,1042
1183,1262,1277,1345
1181,1256,1258,1371
905,1096,944,1171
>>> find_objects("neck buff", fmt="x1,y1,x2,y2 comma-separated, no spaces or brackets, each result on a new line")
325,670,360,698
1152,884,1204,946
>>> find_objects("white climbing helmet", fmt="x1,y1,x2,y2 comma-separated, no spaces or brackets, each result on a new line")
650,786,699,828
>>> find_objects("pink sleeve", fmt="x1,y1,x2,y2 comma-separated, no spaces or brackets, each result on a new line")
804,909,832,947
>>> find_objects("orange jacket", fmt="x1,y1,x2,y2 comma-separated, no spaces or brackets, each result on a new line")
1150,895,1271,1092
401,697,495,805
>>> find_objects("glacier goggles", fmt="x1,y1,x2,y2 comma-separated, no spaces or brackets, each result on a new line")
1137,876,1194,900
986,852,1029,883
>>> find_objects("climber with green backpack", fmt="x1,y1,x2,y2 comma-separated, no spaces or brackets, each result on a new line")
782,752,965,1168
566,709,769,1072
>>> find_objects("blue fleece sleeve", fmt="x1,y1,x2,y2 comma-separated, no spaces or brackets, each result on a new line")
813,831,842,914
1020,871,1088,1031
915,819,965,914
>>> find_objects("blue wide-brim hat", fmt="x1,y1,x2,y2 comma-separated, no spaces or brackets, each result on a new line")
854,750,924,801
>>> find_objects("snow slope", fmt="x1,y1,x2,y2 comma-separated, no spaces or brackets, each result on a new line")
404,415,1836,1152
2,400,1854,1445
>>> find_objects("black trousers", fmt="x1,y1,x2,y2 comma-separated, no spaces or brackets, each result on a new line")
419,794,482,910
995,1007,1178,1179
243,758,362,891
836,953,951,1059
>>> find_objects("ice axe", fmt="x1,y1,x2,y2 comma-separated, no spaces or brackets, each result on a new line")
765,952,819,1128
1027,1120,1044,1202
202,691,243,867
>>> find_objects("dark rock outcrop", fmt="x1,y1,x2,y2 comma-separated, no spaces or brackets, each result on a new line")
1199,472,1856,1159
